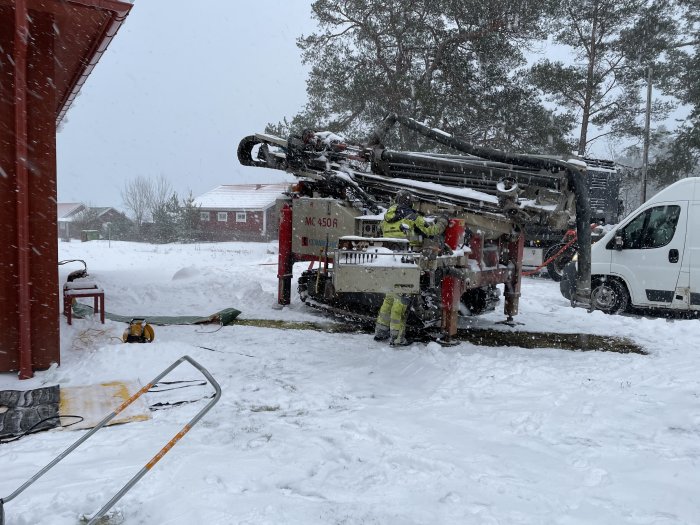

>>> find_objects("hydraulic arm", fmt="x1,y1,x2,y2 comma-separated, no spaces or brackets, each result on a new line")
238,115,592,317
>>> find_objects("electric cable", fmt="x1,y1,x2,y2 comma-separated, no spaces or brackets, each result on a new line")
195,345,256,358
0,415,84,445
194,322,224,334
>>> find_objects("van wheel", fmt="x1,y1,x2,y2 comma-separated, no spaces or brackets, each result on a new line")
591,277,629,314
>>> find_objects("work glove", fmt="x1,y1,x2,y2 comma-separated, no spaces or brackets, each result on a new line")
435,215,449,232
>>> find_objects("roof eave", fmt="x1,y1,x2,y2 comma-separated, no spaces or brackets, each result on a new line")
56,0,133,125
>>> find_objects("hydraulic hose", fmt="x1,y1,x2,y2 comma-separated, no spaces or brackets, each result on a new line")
367,113,592,306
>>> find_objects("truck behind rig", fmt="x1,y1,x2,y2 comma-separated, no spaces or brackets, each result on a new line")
238,115,592,341
523,157,622,280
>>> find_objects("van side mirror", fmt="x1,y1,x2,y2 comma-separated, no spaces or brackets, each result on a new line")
613,235,624,251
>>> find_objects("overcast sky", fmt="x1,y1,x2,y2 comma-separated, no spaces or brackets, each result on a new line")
57,2,687,208
57,1,317,206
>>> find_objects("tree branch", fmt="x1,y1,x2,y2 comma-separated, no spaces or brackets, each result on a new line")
586,128,618,145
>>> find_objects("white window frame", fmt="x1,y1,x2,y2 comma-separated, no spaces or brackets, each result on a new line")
200,211,210,221
236,211,247,223
217,212,228,222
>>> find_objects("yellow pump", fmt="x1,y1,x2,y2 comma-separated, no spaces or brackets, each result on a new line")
122,318,155,343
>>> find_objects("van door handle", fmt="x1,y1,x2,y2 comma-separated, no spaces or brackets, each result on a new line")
669,249,679,263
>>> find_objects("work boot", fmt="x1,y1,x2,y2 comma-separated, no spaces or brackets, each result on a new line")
390,336,411,347
373,325,390,341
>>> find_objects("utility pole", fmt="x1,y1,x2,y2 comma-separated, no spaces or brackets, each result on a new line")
641,66,652,204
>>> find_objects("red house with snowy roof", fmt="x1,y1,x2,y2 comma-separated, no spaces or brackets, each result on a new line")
193,183,288,241
57,203,130,239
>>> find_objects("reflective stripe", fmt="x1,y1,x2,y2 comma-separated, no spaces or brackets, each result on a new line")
377,295,394,328
377,293,410,336
380,205,444,246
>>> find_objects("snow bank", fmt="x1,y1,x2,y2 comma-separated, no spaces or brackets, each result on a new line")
0,241,698,524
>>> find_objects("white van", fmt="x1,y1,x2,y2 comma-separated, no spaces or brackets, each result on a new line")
561,177,700,314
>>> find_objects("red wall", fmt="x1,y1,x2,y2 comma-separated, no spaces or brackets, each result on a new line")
199,209,279,241
0,0,132,376
0,7,60,374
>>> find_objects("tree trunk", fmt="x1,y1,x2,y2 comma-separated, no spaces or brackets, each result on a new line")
578,0,600,156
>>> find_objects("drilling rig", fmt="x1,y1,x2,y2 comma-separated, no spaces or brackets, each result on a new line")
238,114,592,341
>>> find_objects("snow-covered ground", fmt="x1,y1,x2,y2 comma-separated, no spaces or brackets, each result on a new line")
1,240,699,525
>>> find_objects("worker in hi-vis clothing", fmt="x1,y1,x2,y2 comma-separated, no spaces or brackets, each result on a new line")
374,189,448,346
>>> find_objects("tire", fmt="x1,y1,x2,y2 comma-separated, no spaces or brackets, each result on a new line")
591,277,629,314
545,243,577,282
559,261,577,301
460,286,499,315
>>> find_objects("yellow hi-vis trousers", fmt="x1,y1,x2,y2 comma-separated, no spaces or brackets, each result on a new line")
375,293,412,343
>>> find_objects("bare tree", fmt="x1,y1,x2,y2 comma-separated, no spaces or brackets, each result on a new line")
121,176,153,228
72,205,101,233
147,175,174,218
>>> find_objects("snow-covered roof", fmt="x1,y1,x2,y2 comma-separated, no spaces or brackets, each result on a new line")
57,203,85,221
57,204,123,222
91,207,120,218
194,184,288,211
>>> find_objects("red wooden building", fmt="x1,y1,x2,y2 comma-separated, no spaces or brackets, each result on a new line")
57,203,129,239
194,184,288,241
57,203,87,239
0,0,132,378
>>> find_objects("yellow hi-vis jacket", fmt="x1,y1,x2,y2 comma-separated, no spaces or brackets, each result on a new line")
380,204,445,247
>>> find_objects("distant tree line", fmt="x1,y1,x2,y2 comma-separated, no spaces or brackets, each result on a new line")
120,175,201,243
267,0,700,196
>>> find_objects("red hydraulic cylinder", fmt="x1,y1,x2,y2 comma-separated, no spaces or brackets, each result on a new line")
444,218,466,251
277,204,294,305
441,219,466,337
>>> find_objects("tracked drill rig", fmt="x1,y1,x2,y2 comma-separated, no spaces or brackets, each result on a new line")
238,114,592,341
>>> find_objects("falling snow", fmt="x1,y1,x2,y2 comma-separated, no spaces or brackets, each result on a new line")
1,240,698,524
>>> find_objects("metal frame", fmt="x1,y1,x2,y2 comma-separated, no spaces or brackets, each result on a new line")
0,356,221,525
333,250,423,295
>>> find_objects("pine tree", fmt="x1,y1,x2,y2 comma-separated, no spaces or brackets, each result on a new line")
269,0,573,153
530,0,678,156
639,0,700,181
104,211,134,241
151,193,180,244
178,191,201,242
